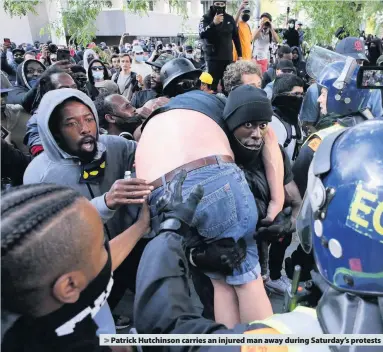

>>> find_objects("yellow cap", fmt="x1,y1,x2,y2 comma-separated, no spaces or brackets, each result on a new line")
199,72,213,85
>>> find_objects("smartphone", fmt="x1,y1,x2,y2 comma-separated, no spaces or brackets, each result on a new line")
4,38,11,45
57,48,70,61
216,7,224,15
1,126,9,139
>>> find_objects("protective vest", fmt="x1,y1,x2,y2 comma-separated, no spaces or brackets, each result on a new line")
303,124,345,152
244,307,328,352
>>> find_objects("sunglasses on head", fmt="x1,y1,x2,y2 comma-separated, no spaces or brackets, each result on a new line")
91,66,104,71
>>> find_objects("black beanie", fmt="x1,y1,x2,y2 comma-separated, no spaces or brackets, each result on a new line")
223,85,273,132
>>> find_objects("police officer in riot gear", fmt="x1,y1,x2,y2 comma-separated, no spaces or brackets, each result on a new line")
293,58,372,198
134,122,383,349
199,1,242,92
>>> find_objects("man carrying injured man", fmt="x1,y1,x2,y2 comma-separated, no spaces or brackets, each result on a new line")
135,58,284,327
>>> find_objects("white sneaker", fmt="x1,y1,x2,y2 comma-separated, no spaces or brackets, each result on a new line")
265,276,291,295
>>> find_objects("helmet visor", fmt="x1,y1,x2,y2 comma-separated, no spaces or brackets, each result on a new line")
306,46,347,80
297,191,314,254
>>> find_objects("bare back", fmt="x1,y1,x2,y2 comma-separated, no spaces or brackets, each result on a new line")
136,109,234,182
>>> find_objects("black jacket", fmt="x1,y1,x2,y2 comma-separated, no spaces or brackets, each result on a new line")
199,7,242,61
1,139,32,187
131,89,157,109
283,29,300,48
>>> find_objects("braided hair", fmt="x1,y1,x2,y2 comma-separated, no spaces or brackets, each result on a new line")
1,184,88,315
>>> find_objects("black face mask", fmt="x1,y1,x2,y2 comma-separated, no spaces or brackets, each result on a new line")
230,136,263,166
2,242,114,350
14,57,24,64
272,95,303,125
213,5,226,14
241,14,250,22
114,114,142,135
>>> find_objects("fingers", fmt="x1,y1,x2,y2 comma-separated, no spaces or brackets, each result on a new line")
186,185,204,209
113,198,147,205
168,169,187,201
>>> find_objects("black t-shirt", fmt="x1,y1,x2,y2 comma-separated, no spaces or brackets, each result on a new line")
242,146,294,220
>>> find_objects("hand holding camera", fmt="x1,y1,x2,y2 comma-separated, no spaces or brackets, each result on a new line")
213,13,224,25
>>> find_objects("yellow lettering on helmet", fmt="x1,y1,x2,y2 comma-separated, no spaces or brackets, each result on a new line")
373,201,383,236
347,182,383,237
349,184,377,228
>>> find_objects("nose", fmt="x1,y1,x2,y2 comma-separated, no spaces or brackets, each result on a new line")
250,127,261,139
80,121,91,135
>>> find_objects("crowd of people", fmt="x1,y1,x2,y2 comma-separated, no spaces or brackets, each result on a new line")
1,0,383,351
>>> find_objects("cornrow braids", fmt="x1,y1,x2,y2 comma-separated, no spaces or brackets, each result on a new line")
1,184,81,256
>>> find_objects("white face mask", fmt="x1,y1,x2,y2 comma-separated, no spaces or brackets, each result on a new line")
92,70,104,81
185,53,194,59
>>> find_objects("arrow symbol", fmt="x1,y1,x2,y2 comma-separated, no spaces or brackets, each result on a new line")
104,338,110,343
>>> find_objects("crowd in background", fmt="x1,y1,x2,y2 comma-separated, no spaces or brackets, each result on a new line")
1,0,383,351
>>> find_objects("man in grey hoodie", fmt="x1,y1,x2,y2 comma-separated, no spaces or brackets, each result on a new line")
23,88,153,310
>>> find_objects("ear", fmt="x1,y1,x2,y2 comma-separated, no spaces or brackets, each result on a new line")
52,271,87,304
105,114,116,124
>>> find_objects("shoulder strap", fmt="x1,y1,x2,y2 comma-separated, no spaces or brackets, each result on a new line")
113,70,120,83
274,113,293,148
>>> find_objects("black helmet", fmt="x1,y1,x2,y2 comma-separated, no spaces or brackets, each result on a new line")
161,58,202,94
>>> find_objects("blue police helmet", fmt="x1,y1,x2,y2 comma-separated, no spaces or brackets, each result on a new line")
297,120,383,296
317,61,371,117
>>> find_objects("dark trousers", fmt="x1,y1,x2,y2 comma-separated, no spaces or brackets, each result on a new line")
207,60,231,92
257,233,292,281
107,238,150,310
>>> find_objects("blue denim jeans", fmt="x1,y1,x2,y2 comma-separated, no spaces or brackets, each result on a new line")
149,158,260,285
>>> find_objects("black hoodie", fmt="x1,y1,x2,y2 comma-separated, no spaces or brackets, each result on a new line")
7,59,46,106
86,59,109,100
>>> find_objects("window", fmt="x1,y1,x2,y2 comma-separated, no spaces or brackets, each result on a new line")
148,1,154,11
201,0,214,14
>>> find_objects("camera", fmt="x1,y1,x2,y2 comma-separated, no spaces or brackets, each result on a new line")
243,5,251,14
48,43,58,53
263,21,271,28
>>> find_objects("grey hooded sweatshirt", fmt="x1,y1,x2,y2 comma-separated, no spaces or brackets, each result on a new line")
23,88,137,238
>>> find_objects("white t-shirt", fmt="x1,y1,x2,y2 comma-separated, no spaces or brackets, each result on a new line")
269,115,297,163
117,72,132,94
253,31,271,60
131,61,152,80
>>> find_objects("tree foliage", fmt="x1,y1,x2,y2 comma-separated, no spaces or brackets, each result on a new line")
292,0,383,45
3,0,39,16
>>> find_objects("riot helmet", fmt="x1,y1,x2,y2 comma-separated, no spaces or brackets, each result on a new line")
160,58,202,97
297,120,383,296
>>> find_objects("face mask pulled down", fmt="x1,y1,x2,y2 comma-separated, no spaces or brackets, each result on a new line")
231,135,264,166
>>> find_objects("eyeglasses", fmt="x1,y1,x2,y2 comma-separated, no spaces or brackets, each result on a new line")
91,66,104,71
281,69,295,74
27,68,44,75
176,79,196,90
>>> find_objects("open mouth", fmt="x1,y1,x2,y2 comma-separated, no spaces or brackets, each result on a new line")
80,137,95,152
245,141,263,150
